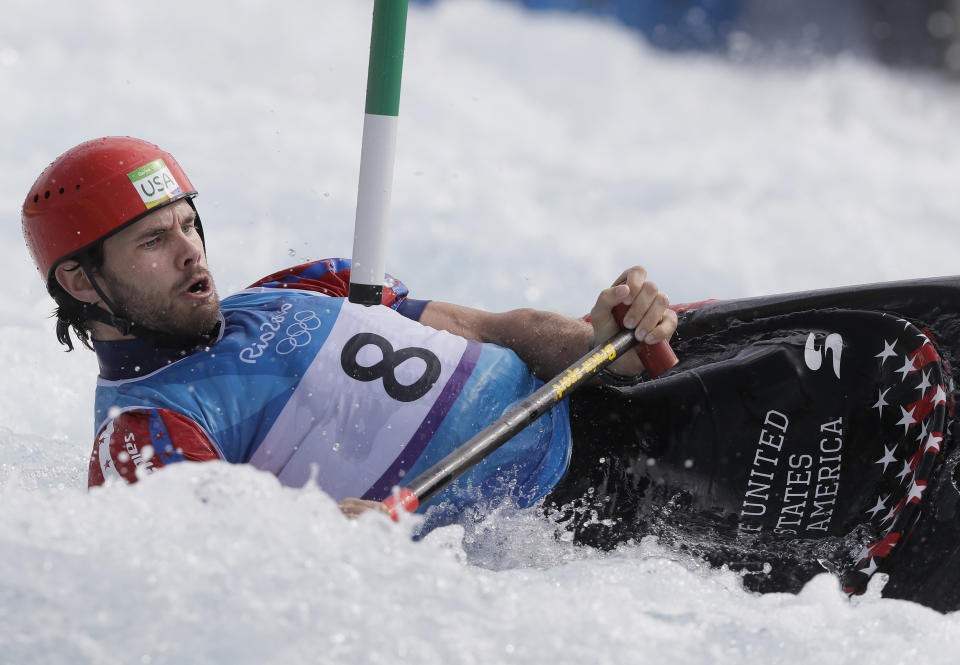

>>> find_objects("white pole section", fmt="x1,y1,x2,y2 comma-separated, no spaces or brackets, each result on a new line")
349,0,408,306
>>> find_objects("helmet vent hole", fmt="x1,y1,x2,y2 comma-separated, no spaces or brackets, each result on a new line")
44,191,50,199
33,194,38,203
58,187,64,195
75,184,81,190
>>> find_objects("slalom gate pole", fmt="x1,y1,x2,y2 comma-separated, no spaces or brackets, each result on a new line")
349,0,409,306
383,318,678,519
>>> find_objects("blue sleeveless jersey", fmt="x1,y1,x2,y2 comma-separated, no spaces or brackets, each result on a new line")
94,288,572,513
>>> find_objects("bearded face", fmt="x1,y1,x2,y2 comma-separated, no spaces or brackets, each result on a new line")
96,200,221,340
98,261,221,338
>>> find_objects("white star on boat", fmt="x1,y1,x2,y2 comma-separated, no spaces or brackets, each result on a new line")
882,505,898,524
932,385,948,405
873,387,890,416
896,355,917,381
896,458,913,482
896,405,916,434
866,495,888,518
875,446,898,473
875,339,897,365
908,482,926,503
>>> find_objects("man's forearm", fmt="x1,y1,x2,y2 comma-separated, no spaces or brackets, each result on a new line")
482,308,595,379
419,301,593,380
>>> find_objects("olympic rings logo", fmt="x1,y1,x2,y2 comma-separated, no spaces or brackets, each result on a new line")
276,310,322,355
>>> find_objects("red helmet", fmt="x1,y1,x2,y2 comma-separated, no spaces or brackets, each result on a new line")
22,137,197,284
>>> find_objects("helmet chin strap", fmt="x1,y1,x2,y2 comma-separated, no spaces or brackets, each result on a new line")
77,256,219,350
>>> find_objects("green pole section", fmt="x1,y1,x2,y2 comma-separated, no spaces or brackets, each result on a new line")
349,0,410,306
365,0,408,117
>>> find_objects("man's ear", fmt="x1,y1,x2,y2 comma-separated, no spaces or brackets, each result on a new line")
54,261,100,305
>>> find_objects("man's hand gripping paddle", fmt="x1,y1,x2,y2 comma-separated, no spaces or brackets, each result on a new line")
383,307,678,519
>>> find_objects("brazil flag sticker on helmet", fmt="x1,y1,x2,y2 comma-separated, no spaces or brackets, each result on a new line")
127,158,183,209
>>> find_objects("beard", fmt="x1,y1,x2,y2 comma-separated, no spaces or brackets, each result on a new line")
99,267,222,340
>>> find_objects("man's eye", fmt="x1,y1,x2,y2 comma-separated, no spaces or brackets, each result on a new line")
142,238,159,249
182,223,195,234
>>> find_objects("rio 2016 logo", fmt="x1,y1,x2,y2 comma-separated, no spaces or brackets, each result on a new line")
239,305,321,364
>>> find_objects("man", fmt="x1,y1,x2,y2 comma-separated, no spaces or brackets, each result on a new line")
22,135,676,520
24,137,960,612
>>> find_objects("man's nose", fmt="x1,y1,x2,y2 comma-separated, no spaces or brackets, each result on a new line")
174,228,202,267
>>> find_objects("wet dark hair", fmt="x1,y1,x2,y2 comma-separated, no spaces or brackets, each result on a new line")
48,243,105,352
